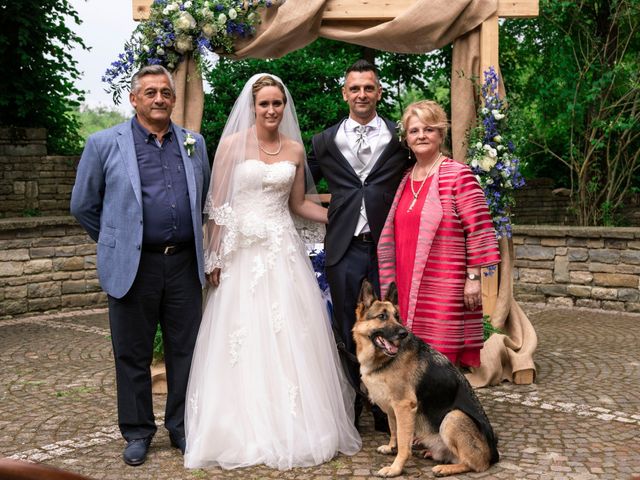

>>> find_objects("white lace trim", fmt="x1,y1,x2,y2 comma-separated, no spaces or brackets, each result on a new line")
270,302,283,334
229,327,247,366
288,384,299,417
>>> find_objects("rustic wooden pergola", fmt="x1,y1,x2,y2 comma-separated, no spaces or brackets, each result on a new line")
132,0,539,78
132,0,540,386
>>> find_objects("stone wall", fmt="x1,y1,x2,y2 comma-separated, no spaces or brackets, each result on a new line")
511,178,575,225
0,217,105,318
0,128,79,218
513,225,640,312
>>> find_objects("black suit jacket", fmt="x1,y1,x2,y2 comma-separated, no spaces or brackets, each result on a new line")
308,117,411,267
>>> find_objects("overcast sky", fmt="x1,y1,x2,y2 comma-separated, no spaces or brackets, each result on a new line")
69,0,137,114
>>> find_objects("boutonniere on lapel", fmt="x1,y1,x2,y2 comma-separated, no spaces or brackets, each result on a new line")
395,120,406,142
184,133,196,157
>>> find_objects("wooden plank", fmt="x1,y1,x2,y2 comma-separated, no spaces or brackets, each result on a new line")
479,14,499,77
322,0,414,20
132,0,149,21
133,0,539,21
497,0,539,18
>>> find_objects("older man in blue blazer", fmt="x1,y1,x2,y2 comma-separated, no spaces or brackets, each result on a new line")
71,65,210,466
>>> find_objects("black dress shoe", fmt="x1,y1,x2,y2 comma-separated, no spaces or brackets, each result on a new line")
170,434,186,455
123,437,152,466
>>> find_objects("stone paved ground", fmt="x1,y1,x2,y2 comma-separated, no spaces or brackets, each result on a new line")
1,305,639,480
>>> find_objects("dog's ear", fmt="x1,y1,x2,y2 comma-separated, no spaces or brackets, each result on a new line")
385,282,399,306
358,279,377,309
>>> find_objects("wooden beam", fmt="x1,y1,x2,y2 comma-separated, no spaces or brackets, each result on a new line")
480,14,499,76
133,0,538,21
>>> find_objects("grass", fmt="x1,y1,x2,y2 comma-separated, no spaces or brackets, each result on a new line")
55,386,96,398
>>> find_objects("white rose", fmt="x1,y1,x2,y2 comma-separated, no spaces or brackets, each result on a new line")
475,142,483,149
162,6,170,14
175,11,197,30
183,1,192,8
228,8,237,20
492,109,505,120
218,13,227,24
481,107,489,115
470,158,479,168
143,44,150,52
156,47,165,56
201,23,218,38
478,155,497,172
497,145,504,151
488,147,498,158
175,35,193,53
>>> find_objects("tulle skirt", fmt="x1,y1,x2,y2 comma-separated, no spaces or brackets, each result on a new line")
184,232,361,470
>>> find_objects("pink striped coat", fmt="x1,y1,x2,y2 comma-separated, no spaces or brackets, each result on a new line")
378,158,500,364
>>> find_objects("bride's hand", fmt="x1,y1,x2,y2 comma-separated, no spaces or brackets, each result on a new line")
207,268,221,287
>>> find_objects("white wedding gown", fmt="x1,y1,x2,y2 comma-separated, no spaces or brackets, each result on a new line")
184,160,361,470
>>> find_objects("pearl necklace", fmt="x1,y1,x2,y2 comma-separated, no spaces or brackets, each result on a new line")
253,127,282,156
408,152,442,212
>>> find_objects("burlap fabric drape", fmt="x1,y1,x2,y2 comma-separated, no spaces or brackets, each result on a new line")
170,0,536,387
466,238,538,387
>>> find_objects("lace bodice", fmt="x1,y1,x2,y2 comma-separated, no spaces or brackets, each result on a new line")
205,160,302,272
232,159,296,231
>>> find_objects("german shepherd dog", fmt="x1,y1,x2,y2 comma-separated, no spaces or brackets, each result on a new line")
353,280,499,478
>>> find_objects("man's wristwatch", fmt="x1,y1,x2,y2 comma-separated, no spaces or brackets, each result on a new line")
466,273,481,281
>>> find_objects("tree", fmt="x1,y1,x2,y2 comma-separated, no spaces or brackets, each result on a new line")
0,0,88,154
500,0,640,225
75,105,129,142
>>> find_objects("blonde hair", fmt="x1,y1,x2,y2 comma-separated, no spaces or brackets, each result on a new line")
401,100,449,141
251,75,287,104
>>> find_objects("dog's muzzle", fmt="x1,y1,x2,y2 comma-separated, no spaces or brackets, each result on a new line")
370,326,408,357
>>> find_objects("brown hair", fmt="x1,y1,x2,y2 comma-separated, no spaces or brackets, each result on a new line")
251,75,287,104
401,100,449,141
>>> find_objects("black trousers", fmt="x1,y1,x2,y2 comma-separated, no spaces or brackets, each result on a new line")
325,237,380,388
107,247,202,441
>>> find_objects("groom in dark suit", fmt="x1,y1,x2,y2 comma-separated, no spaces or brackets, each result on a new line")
309,59,411,430
71,65,210,466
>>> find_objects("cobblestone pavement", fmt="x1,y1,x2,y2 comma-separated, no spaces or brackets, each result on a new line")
1,305,639,480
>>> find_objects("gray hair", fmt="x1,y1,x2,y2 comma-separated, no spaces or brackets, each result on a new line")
130,65,176,95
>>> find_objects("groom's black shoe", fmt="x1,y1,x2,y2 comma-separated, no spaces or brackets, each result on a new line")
123,437,152,466
170,434,186,455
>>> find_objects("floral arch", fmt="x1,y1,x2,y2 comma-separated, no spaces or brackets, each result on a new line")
129,0,539,387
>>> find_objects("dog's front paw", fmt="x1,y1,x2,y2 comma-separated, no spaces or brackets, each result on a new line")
376,464,403,477
377,445,397,455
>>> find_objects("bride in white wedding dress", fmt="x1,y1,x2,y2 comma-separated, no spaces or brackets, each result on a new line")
184,74,361,470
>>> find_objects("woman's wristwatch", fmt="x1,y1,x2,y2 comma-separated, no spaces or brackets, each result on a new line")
466,272,481,281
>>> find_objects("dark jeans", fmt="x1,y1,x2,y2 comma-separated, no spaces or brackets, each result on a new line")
108,247,202,441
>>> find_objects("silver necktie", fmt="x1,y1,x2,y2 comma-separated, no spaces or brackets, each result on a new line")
354,125,371,155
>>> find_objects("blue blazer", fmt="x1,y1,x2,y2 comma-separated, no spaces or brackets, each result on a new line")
70,120,211,299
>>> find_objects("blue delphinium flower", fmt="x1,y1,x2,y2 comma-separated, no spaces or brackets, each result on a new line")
467,67,525,239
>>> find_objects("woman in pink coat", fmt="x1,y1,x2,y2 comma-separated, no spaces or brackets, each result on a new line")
378,100,500,368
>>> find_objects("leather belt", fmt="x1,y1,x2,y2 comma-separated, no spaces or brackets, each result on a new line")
142,242,192,255
353,232,374,243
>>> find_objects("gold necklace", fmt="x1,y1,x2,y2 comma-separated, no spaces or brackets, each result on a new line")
253,127,282,156
408,152,442,212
